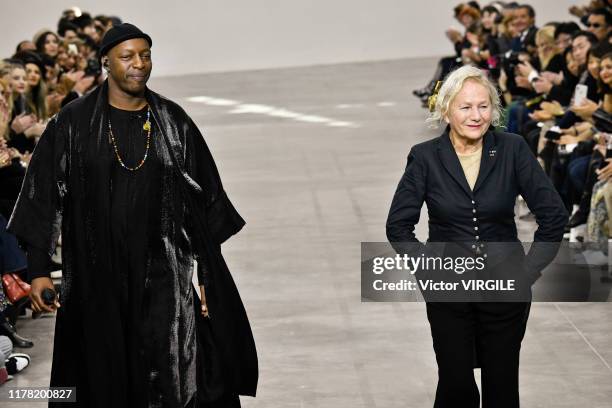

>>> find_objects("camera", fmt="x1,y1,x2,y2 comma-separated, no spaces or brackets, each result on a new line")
500,51,521,75
544,126,561,141
84,58,101,78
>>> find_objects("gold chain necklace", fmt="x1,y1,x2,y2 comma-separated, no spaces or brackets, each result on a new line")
108,107,152,171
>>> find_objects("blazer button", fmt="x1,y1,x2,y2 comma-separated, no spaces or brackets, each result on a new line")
474,226,479,231
472,209,476,213
483,253,488,258
473,218,477,222
475,235,480,240
471,200,475,204
472,244,476,249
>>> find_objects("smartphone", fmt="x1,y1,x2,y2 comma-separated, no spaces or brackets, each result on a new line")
574,84,588,106
84,59,101,78
545,125,562,141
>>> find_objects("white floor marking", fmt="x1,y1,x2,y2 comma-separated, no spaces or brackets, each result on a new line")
377,101,396,107
328,121,354,127
294,114,331,123
187,95,359,128
265,108,302,119
336,103,364,109
229,104,273,114
186,96,239,106
554,303,612,372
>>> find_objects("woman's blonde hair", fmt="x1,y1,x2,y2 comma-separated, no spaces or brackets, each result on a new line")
426,64,502,128
535,25,555,47
536,25,558,67
0,78,13,139
0,70,14,117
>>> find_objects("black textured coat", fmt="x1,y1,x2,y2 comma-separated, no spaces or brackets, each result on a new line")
8,81,258,407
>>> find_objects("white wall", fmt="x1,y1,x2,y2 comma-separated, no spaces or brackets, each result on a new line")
0,0,583,76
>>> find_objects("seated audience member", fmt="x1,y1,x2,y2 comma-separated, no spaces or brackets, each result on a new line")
34,31,60,61
13,52,49,122
555,21,582,51
4,62,38,155
544,31,599,106
0,79,27,219
564,52,612,229
505,25,565,133
57,21,80,42
412,2,482,104
14,41,35,54
510,3,539,53
479,4,511,79
586,7,612,41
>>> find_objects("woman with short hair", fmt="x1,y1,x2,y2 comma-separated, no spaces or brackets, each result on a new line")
387,65,567,407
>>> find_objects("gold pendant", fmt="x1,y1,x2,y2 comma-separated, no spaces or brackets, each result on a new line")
143,120,151,131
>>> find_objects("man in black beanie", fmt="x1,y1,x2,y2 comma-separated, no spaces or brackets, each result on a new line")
9,23,258,408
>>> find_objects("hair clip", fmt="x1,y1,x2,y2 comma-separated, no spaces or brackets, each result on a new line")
428,81,443,113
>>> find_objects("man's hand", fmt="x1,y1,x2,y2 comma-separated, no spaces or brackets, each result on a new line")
30,277,60,313
199,285,209,318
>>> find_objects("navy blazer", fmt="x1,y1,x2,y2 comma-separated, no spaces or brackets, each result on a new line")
386,127,568,279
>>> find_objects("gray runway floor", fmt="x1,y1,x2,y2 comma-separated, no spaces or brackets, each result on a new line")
5,57,612,407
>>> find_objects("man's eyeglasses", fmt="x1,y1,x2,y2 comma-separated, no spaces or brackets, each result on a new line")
588,22,603,29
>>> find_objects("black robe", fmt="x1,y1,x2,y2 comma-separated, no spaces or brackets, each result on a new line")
7,81,258,407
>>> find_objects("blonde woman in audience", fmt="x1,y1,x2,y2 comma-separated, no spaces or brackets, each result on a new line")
584,53,612,261
0,78,12,141
5,62,44,153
